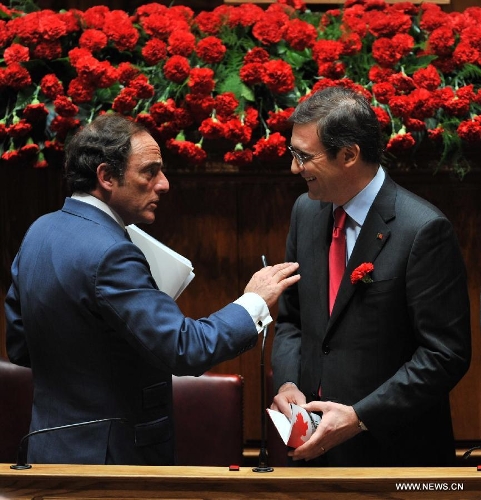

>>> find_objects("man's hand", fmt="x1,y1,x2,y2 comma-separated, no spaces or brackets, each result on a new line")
288,401,362,461
271,382,306,415
244,263,300,309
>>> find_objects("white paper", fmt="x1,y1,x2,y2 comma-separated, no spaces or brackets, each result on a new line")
267,404,321,448
126,224,195,300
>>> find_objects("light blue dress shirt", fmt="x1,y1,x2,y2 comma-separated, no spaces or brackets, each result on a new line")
333,167,385,263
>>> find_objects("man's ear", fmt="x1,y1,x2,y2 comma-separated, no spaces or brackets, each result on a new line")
343,144,360,167
96,163,114,192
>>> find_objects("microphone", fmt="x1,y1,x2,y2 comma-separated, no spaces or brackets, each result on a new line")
10,417,128,470
462,445,481,462
253,254,274,473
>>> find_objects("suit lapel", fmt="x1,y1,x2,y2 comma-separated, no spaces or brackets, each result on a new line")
327,175,397,331
313,203,333,327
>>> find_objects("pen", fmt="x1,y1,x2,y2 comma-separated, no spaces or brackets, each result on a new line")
261,255,268,268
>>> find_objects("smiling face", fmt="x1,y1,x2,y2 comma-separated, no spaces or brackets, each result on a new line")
290,121,348,204
106,131,169,226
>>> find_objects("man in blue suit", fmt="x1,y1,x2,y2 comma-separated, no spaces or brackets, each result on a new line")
271,87,471,466
5,114,300,465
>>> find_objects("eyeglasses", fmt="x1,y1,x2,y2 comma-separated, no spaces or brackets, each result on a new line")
288,145,325,169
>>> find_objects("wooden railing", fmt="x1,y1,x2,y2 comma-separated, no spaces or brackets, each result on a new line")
1,464,481,499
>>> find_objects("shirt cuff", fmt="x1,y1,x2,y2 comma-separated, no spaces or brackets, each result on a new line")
234,292,273,334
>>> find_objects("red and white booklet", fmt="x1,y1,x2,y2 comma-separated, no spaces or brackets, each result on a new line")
267,404,321,448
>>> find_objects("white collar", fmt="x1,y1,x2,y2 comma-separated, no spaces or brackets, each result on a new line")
71,192,125,230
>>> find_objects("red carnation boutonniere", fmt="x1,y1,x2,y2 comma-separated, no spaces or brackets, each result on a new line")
351,262,374,284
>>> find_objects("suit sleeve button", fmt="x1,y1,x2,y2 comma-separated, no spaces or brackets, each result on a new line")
323,345,330,354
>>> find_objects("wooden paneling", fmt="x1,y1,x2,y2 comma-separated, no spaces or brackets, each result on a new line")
1,168,480,445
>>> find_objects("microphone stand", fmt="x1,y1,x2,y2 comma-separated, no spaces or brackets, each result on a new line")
11,417,128,470
253,255,274,473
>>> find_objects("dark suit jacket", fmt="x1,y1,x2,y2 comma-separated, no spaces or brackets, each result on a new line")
5,198,257,465
272,174,471,466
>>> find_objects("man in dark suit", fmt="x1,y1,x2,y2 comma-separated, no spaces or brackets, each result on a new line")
270,87,471,466
5,114,300,466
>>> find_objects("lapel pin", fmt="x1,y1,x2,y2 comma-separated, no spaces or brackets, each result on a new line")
377,233,383,240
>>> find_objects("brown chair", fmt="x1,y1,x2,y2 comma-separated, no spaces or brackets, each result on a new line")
172,372,244,466
0,359,244,467
0,357,33,464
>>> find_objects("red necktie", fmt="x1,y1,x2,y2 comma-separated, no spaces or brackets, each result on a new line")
329,206,347,315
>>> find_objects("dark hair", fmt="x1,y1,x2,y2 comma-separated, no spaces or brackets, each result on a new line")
289,87,383,164
64,114,148,193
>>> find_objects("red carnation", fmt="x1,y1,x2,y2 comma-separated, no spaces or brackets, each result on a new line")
188,67,215,96
184,94,215,122
253,132,287,161
163,55,191,83
1,149,21,166
103,11,139,52
412,65,441,91
372,82,396,105
284,19,317,51
49,116,80,142
427,127,444,142
196,36,226,64
129,74,155,99
215,93,239,120
199,117,226,140
266,108,295,132
312,39,343,64
32,41,63,61
243,107,259,130
79,29,108,52
54,95,79,117
4,43,30,65
40,74,64,99
350,263,374,284
117,62,141,85
372,107,391,130
5,63,32,90
112,87,138,114
240,63,265,86
262,59,295,94
244,47,270,64
224,148,254,167
386,132,416,155
7,119,32,138
82,6,109,30
67,77,96,104
457,118,481,144
224,118,252,144
228,4,265,29
252,18,286,45
166,138,207,167
142,38,168,66
150,99,177,124
427,27,456,57
195,11,222,35
168,31,196,57
22,103,49,123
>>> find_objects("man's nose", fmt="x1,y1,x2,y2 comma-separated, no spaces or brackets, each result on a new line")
291,158,302,175
154,172,169,193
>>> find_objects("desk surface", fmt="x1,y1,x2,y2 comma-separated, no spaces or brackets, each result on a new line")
1,464,481,499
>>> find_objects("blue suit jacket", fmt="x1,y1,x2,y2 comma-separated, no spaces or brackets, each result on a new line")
5,197,257,465
272,174,471,466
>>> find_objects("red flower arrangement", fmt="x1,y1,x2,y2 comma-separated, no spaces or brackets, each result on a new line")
0,0,480,176
350,263,374,284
